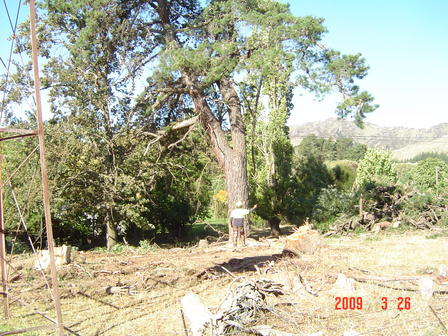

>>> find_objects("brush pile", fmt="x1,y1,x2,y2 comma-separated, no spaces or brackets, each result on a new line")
326,186,448,235
181,278,285,336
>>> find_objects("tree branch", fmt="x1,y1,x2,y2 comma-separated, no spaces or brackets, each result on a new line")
143,116,199,154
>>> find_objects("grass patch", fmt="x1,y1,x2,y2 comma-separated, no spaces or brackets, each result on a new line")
364,234,383,241
0,322,42,335
91,240,160,253
314,218,336,233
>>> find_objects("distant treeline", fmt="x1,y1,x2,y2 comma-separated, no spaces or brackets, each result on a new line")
296,135,448,164
406,152,448,163
294,135,367,161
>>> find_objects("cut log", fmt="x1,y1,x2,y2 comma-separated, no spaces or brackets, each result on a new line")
334,273,355,293
283,229,321,256
198,239,208,248
180,292,212,336
105,286,136,295
419,277,434,298
34,245,72,270
372,221,392,233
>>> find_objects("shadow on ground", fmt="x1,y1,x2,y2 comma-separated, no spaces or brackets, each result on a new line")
200,254,285,278
248,225,296,240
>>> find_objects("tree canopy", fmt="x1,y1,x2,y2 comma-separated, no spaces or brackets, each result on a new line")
355,148,397,189
2,0,378,248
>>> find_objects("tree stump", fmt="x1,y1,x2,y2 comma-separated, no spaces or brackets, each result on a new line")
283,229,321,256
34,245,72,270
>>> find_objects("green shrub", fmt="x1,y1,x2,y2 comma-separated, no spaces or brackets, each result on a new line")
355,148,397,189
6,236,31,254
411,158,448,190
400,192,448,226
312,186,358,224
327,160,358,191
137,239,159,252
395,163,416,186
109,243,131,254
314,217,337,233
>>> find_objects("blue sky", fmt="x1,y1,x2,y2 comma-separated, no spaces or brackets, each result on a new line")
0,0,27,66
1,0,447,129
285,0,448,128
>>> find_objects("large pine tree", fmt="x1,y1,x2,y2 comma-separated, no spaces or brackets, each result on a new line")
6,0,377,245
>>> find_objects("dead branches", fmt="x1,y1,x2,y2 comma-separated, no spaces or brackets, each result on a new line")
181,279,285,336
326,187,448,235
144,116,198,153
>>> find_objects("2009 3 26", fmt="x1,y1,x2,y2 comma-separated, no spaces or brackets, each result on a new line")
335,297,411,310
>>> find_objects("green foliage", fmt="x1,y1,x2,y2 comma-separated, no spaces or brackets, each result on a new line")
401,192,448,226
210,180,228,219
334,138,367,161
291,154,334,222
244,39,298,228
3,0,377,247
1,120,48,251
295,135,328,159
395,163,416,187
313,218,336,233
408,152,448,164
327,160,358,191
411,158,448,190
137,239,160,252
3,0,216,249
295,135,367,161
312,186,359,224
355,148,397,189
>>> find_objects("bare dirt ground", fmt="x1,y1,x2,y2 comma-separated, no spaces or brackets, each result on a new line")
2,227,448,336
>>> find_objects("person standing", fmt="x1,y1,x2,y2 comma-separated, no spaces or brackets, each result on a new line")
229,201,257,248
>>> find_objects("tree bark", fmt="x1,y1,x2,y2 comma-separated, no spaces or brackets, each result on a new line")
269,217,281,237
219,78,250,235
225,151,249,235
183,75,250,240
106,210,118,250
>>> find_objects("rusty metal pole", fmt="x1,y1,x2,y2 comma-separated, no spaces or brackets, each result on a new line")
29,0,64,334
0,154,9,319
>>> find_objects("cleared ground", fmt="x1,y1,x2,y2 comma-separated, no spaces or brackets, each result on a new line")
1,227,448,336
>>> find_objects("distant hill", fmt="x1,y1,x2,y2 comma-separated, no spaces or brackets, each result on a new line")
289,118,448,161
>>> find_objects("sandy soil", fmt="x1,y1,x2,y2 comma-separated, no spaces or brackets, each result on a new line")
1,227,448,336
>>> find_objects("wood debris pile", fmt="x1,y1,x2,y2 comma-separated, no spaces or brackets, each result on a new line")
181,279,287,336
327,187,448,235
213,279,284,334
406,200,447,230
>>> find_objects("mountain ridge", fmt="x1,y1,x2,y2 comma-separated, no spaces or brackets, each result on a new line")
289,118,448,160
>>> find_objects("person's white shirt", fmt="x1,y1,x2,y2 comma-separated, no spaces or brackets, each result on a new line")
230,208,251,219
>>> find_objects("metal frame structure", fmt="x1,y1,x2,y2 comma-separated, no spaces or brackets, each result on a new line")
0,0,64,334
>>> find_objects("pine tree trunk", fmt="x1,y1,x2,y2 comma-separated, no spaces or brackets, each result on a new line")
219,77,249,212
106,210,118,250
224,151,249,236
184,75,250,241
269,217,281,238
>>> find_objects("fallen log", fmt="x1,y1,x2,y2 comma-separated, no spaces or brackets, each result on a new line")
180,279,284,336
349,274,423,282
180,293,213,336
105,285,136,295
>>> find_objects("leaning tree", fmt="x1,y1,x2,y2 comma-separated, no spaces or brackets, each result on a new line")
145,0,377,233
